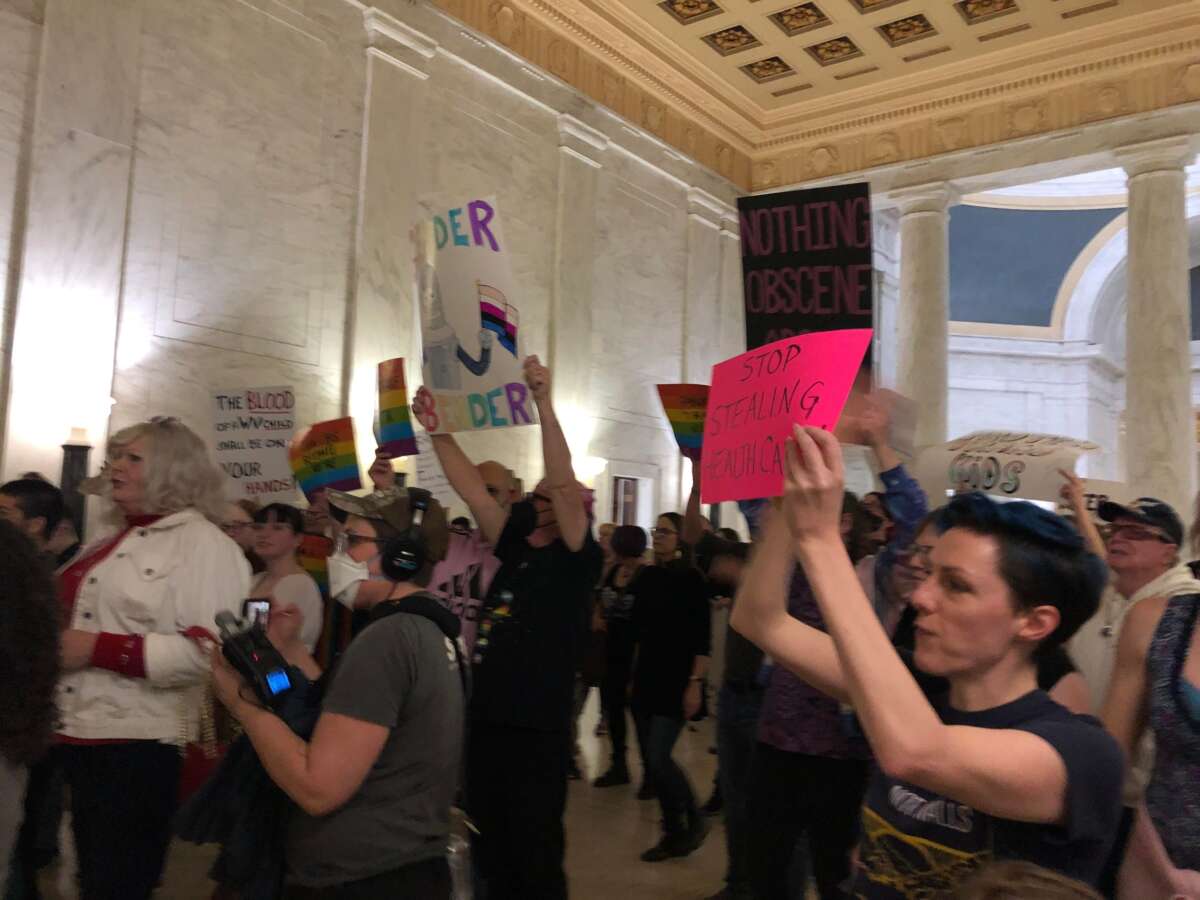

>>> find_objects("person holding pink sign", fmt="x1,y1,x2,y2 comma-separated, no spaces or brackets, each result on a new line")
732,426,1123,898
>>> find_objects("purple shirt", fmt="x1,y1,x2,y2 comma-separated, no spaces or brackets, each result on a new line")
757,568,871,760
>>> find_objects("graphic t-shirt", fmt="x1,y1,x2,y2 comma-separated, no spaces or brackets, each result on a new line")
428,529,500,656
598,564,645,666
470,523,604,733
850,689,1123,898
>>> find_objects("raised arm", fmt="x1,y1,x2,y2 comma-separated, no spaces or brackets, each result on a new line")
525,356,587,552
783,425,1088,826
728,507,847,702
682,456,705,546
1059,469,1108,559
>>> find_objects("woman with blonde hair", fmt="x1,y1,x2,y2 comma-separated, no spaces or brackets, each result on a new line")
56,416,250,900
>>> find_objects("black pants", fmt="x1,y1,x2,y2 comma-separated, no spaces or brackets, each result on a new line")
633,711,697,836
8,753,61,900
747,742,869,900
467,722,569,900
599,657,632,768
284,857,451,899
57,742,181,900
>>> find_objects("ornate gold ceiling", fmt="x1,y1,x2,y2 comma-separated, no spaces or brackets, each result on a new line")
432,0,1200,190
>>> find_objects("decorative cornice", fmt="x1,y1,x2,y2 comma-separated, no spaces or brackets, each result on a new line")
364,8,439,58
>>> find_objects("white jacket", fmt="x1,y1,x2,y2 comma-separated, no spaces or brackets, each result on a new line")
58,508,251,744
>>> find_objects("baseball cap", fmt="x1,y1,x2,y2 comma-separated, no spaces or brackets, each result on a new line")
1097,497,1183,546
326,488,448,540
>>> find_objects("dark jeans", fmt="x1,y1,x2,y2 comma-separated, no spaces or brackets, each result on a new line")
747,742,868,900
467,722,569,900
718,684,764,891
633,711,696,836
600,657,632,769
283,857,450,899
7,753,62,900
57,742,181,900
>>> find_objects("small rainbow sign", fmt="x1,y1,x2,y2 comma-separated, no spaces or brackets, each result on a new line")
657,384,709,461
289,417,361,500
376,358,418,458
298,533,333,596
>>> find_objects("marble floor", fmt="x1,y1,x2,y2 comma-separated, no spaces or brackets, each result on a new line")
38,691,732,900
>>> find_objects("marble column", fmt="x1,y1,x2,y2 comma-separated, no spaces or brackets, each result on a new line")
549,114,607,459
1,0,144,480
346,9,437,479
1116,136,1196,517
893,184,953,447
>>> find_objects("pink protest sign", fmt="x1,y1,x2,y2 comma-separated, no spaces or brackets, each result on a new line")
700,329,872,504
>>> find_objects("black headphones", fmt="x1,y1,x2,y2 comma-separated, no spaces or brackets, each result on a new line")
380,488,433,582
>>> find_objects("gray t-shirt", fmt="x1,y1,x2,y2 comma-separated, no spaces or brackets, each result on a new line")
286,609,464,887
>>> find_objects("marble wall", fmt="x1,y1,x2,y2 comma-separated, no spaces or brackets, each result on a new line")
0,0,741,524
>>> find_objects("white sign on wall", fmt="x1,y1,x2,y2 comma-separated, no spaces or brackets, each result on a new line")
212,386,297,503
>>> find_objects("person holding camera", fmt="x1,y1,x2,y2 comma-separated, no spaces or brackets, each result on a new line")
211,487,465,899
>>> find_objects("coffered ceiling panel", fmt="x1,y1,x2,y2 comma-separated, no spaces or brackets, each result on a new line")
607,0,1182,113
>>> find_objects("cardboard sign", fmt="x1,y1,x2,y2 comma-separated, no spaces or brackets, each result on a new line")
212,386,296,502
657,384,709,461
738,183,873,364
842,444,880,498
375,358,418,458
289,417,362,500
415,198,536,434
700,329,873,504
1056,478,1131,522
914,431,1100,503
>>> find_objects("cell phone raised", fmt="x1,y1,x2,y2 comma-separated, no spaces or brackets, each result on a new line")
242,599,270,629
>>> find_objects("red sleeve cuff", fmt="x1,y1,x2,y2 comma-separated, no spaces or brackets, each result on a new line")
90,632,147,679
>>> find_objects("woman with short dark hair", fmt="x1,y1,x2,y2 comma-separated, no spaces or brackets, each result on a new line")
734,426,1123,896
593,525,649,789
248,503,324,651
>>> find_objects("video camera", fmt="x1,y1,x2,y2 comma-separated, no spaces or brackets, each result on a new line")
215,610,294,709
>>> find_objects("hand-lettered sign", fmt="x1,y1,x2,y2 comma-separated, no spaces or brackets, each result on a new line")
289,417,362,501
737,183,873,364
700,329,873,504
212,386,296,503
415,198,536,435
914,431,1100,503
375,358,418,458
657,384,709,461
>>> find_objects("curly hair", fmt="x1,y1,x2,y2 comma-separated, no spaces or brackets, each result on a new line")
104,417,228,523
0,520,60,765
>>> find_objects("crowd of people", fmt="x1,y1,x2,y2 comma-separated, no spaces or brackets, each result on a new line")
0,356,1198,900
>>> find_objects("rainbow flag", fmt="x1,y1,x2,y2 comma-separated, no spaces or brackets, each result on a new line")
298,533,333,596
657,384,709,461
376,358,418,458
479,283,518,357
289,417,361,500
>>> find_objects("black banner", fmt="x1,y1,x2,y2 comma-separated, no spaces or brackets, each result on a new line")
737,183,873,363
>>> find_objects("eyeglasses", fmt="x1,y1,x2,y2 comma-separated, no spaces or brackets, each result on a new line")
530,493,552,504
336,532,382,552
895,543,934,570
651,527,678,537
1108,524,1175,544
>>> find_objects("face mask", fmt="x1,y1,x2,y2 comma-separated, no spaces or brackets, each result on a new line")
328,551,370,609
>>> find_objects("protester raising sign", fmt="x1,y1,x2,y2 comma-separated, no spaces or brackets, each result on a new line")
700,329,873,504
914,431,1100,503
657,384,709,461
212,386,296,503
375,358,418,458
738,183,873,362
415,198,536,435
289,417,362,501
